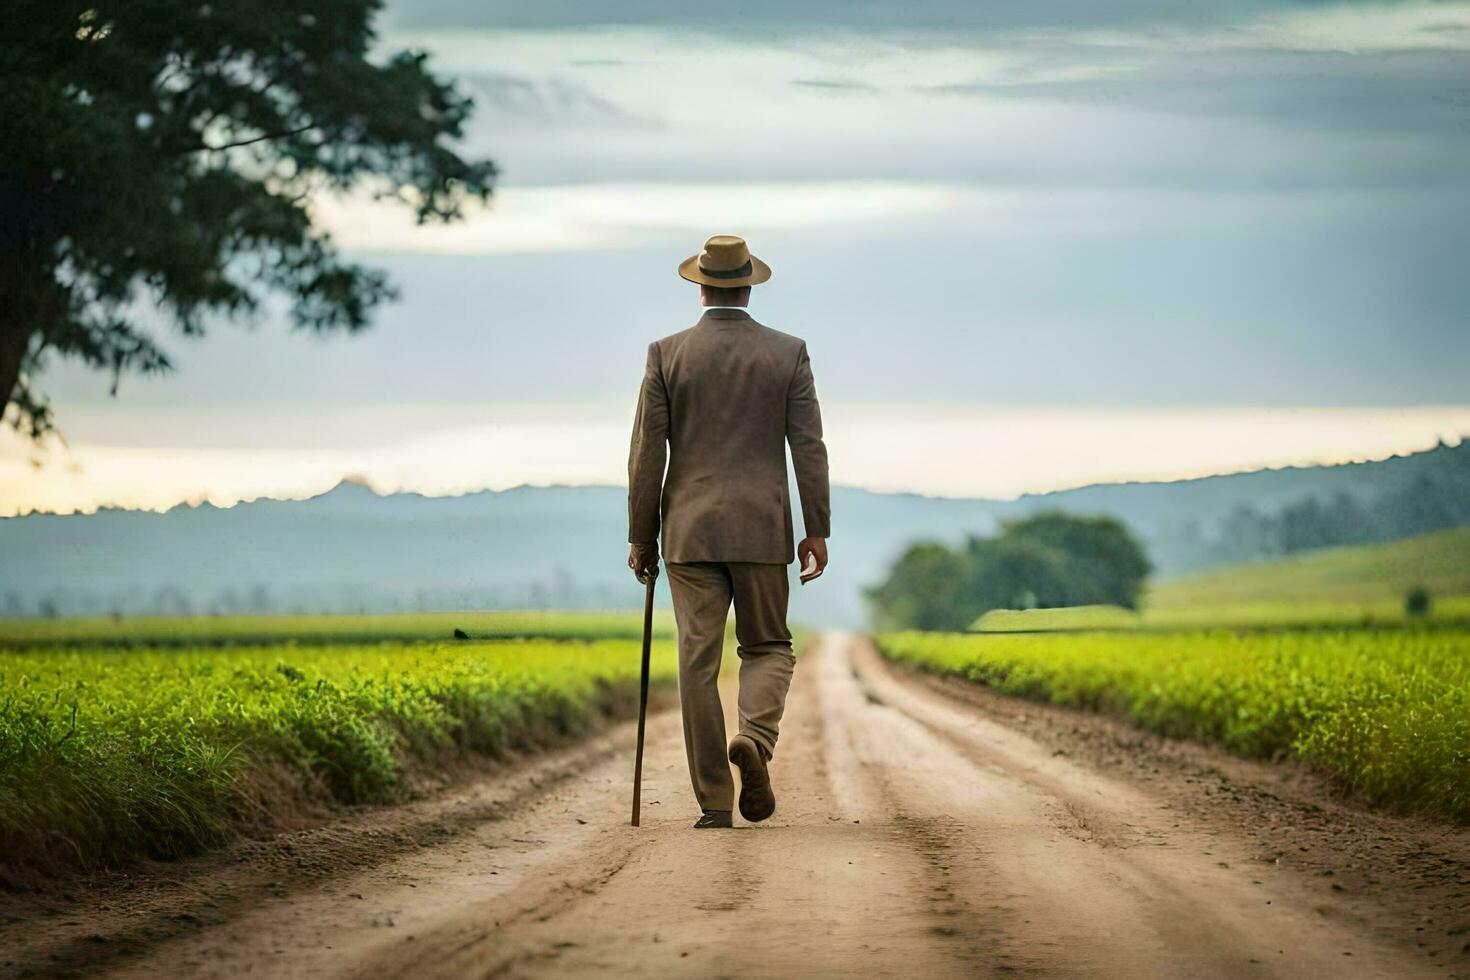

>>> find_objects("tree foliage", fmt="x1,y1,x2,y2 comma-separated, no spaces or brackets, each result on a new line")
866,511,1151,631
0,0,495,437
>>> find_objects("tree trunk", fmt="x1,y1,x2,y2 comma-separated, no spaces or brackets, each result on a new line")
0,325,30,418
0,250,50,423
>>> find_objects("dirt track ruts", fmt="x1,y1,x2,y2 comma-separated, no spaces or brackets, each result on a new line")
7,632,1466,979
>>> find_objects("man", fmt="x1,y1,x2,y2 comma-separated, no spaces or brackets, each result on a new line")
627,234,830,830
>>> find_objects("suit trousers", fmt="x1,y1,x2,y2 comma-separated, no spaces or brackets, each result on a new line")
665,561,796,812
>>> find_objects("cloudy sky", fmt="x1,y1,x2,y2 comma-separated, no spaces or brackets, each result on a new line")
4,0,1469,515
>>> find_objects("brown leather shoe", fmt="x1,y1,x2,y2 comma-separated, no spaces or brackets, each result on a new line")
728,735,775,823
693,809,732,829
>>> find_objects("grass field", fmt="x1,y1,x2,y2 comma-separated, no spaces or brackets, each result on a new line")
1,615,675,874
973,605,1142,632
1151,527,1470,605
1142,527,1470,629
878,628,1470,821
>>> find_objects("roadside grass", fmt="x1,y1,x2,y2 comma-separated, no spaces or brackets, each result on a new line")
0,610,676,648
0,638,675,875
877,628,1470,822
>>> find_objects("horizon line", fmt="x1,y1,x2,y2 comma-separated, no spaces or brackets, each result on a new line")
6,436,1462,521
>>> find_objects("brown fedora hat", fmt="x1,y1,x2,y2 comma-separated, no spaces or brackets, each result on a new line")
678,235,772,288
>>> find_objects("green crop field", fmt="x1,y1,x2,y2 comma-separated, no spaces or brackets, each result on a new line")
877,628,1470,821
0,609,677,648
972,597,1470,633
1,619,676,874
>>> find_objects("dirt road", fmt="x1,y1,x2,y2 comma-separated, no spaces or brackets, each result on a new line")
7,632,1466,978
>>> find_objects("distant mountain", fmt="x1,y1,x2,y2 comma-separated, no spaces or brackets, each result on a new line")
1002,438,1470,575
2,441,1466,628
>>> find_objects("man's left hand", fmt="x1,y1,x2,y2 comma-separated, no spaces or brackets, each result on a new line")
629,543,660,584
797,536,828,584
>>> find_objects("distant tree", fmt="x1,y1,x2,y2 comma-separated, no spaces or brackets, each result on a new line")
1385,476,1463,539
1002,511,1152,609
864,541,975,632
1225,457,1470,564
246,583,272,614
1277,493,1372,554
1204,504,1277,566
1324,492,1370,546
866,513,1152,630
1,0,495,437
1152,516,1209,575
1405,586,1432,617
214,586,240,615
964,535,1070,611
152,584,194,617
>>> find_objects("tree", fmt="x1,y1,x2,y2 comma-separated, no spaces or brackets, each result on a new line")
865,512,1152,630
1002,511,1152,608
1210,503,1279,565
964,535,1069,611
864,541,974,632
0,1,495,437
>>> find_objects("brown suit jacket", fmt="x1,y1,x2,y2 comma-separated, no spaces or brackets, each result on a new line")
628,308,830,564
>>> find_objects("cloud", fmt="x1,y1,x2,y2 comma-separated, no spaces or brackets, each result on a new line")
385,0,1388,33
384,13,1469,194
936,49,1470,137
313,181,962,255
790,78,879,92
458,71,654,128
1205,1,1470,52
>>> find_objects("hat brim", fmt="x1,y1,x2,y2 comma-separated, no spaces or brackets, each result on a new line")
678,254,772,287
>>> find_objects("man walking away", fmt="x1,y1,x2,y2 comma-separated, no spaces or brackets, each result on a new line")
627,234,831,829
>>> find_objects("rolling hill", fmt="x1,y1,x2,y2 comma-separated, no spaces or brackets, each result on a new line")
1147,526,1470,609
971,528,1470,632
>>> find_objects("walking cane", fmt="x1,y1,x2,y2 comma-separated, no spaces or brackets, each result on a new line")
631,564,658,827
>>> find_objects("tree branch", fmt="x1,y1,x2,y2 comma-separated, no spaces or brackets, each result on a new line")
181,124,316,154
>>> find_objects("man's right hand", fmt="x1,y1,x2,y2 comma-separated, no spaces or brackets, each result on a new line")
797,536,828,584
629,543,660,584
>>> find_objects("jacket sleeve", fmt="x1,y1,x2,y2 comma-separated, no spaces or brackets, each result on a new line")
627,341,670,546
786,342,831,539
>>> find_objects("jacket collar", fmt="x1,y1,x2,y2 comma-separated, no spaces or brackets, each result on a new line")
700,307,753,321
